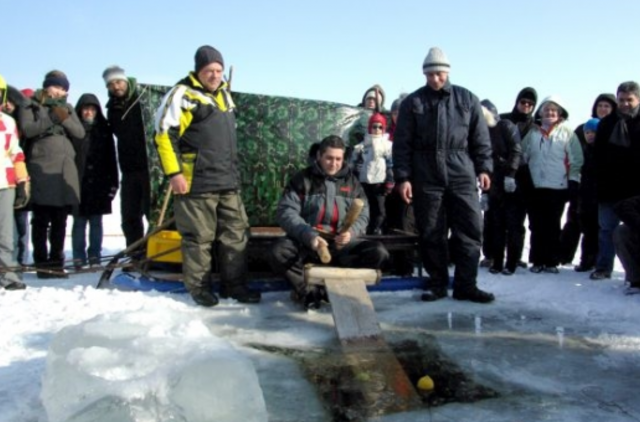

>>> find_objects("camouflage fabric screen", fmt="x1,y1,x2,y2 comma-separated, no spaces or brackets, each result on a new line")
138,83,376,228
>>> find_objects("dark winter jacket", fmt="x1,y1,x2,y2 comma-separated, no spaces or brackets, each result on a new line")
106,77,148,173
579,142,597,208
575,93,617,146
154,73,240,194
74,94,119,216
18,92,85,206
393,81,493,187
595,111,640,203
276,161,369,247
500,87,538,139
481,100,521,194
614,195,640,232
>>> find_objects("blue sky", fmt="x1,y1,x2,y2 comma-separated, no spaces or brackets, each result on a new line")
3,0,639,124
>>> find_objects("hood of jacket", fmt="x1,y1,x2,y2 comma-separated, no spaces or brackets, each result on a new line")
535,94,570,120
591,93,617,117
480,99,499,127
360,84,386,109
75,93,108,125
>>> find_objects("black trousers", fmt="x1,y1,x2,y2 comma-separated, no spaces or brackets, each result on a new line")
528,188,568,267
576,201,599,267
413,182,482,293
558,196,580,264
613,224,640,284
31,204,70,268
362,183,387,234
487,193,526,269
270,236,389,296
120,170,151,247
14,209,29,265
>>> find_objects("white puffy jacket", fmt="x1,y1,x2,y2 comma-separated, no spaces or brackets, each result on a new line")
351,133,393,184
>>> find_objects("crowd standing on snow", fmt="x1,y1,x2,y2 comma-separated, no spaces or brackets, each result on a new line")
1,44,639,309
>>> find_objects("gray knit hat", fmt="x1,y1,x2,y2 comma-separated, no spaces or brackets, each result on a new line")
195,45,224,73
422,47,451,74
102,66,127,86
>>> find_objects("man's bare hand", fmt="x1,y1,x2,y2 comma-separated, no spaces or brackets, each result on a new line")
478,173,491,191
310,236,329,251
170,174,189,194
335,230,352,247
398,181,413,204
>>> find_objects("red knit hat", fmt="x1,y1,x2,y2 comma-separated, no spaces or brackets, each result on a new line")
368,112,387,133
20,88,34,98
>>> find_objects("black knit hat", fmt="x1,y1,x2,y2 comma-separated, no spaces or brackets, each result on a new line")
194,45,224,73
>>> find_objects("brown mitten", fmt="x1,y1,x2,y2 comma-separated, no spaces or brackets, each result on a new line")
50,106,70,123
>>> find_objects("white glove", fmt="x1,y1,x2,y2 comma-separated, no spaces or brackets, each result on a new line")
479,193,490,212
504,176,517,193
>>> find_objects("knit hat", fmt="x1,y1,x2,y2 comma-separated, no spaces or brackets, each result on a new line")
43,73,70,92
21,88,34,98
102,65,128,86
194,45,224,73
368,112,387,133
584,118,600,133
422,47,450,74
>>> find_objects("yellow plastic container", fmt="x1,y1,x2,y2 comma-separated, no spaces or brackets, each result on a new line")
146,230,183,263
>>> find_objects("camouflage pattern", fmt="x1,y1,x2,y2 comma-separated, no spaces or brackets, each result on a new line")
138,83,380,228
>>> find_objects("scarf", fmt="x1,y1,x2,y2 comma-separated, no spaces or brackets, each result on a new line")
609,105,640,147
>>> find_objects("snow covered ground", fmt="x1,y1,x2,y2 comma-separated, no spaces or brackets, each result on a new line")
2,210,640,421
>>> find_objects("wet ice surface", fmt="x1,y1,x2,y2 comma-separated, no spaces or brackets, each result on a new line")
3,246,640,422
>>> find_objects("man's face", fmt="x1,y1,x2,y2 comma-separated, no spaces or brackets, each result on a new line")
617,92,640,115
317,147,344,176
45,85,67,99
516,98,535,114
595,101,613,118
81,104,98,123
425,71,448,91
107,79,129,98
197,62,224,92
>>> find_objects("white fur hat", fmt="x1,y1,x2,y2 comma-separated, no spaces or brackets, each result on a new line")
422,47,450,74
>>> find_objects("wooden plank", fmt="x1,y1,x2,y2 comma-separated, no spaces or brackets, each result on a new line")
324,278,382,341
323,277,422,415
306,267,380,287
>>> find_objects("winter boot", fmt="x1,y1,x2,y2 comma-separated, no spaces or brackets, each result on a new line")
220,284,261,304
190,288,219,307
452,287,495,303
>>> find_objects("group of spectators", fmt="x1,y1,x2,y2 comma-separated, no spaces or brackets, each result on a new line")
2,45,639,311
0,66,149,285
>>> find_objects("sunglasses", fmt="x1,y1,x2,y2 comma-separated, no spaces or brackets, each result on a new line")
371,124,384,130
519,100,534,107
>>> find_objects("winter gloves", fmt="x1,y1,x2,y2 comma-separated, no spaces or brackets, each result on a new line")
14,181,30,209
49,105,70,123
504,176,517,193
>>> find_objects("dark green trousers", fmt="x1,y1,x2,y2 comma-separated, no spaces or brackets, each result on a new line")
174,192,249,293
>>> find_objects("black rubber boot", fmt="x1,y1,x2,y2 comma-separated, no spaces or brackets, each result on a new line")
452,287,495,303
191,289,219,307
220,285,261,304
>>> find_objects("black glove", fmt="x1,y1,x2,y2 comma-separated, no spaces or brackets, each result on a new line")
14,181,30,209
50,106,70,123
568,180,580,201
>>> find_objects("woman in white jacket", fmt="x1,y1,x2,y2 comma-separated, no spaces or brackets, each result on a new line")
521,95,584,273
351,113,394,234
